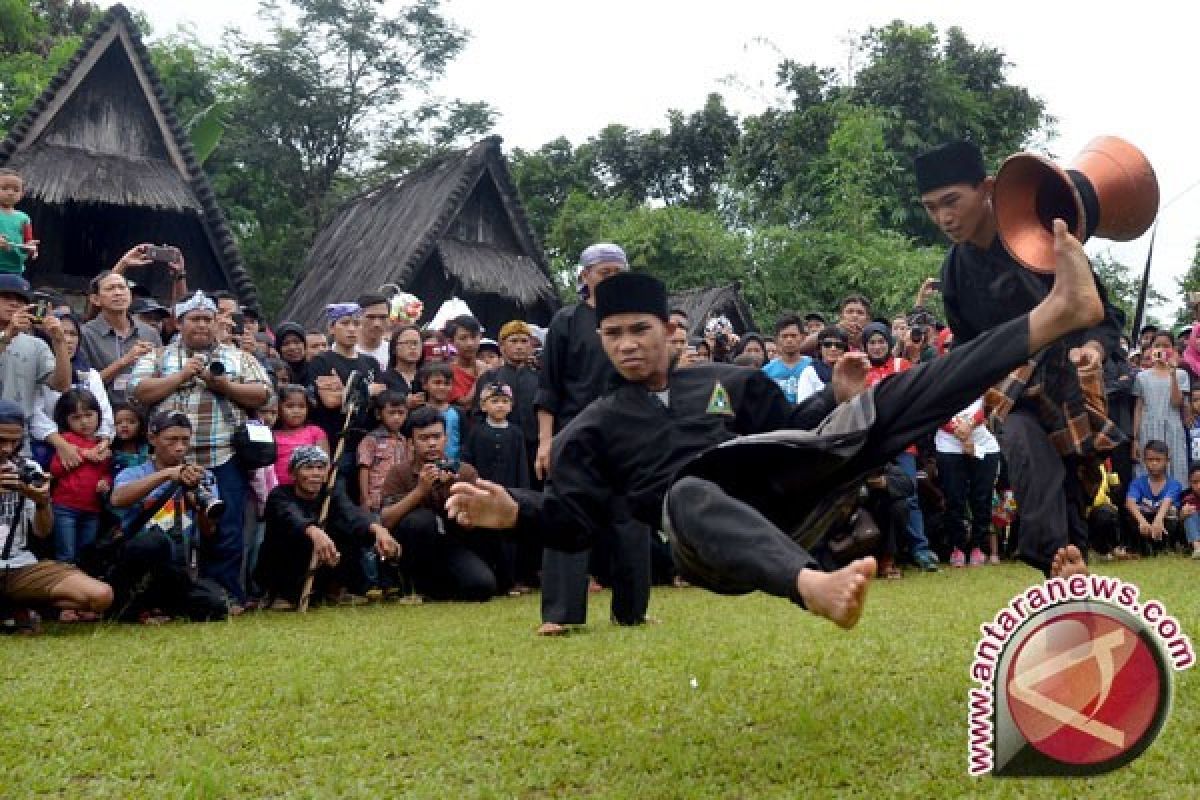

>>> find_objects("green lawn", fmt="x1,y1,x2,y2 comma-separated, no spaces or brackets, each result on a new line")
3,560,1197,799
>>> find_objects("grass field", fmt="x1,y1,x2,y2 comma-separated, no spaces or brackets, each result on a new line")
3,559,1197,799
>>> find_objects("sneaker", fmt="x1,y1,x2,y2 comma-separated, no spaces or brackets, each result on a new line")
988,554,1001,565
950,548,966,568
969,548,986,567
1191,548,1200,560
914,551,939,572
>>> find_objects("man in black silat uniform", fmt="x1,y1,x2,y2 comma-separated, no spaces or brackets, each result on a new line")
446,224,1100,628
917,140,1124,575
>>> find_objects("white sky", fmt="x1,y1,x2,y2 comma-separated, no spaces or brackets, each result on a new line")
127,0,1198,322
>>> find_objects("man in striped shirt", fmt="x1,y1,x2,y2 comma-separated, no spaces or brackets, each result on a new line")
129,291,270,609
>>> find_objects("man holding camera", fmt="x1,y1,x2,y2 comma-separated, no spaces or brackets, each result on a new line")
129,291,271,608
0,400,112,627
379,406,496,601
0,275,71,430
107,411,228,622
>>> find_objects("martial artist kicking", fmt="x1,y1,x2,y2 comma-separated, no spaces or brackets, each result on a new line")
447,221,1100,629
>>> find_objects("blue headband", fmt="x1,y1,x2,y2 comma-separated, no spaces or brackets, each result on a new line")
325,303,362,323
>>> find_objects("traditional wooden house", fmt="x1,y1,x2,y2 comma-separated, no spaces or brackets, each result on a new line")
0,4,259,309
668,282,758,336
280,136,559,332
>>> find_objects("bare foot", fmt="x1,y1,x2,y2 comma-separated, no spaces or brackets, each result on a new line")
796,557,876,629
536,622,569,637
1050,545,1089,578
1027,219,1105,352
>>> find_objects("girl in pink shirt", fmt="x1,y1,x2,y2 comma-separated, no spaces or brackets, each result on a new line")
272,385,328,485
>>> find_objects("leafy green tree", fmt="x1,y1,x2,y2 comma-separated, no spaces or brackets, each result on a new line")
1090,250,1163,333
209,0,494,312
0,0,99,135
732,22,1050,240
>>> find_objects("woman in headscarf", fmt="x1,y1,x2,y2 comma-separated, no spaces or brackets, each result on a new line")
274,321,309,386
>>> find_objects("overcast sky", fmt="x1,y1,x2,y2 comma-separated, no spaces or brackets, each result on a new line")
126,0,1197,322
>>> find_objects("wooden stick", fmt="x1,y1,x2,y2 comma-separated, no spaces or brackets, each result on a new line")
296,388,359,613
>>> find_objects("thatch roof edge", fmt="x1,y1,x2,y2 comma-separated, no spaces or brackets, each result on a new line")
0,4,260,311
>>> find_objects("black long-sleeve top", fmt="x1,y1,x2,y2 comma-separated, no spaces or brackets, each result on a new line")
474,363,540,449
262,484,373,549
512,363,838,553
462,422,529,490
940,236,1124,356
533,303,615,428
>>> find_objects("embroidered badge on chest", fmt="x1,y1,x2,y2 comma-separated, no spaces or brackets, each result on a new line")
706,381,733,415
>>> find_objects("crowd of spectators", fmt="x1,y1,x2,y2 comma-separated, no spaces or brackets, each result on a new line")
1,176,1198,630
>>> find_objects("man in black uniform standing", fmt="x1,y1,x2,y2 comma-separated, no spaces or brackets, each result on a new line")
448,224,1100,626
916,140,1124,575
534,243,652,634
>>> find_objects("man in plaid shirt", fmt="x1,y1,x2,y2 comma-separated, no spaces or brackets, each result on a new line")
130,291,270,609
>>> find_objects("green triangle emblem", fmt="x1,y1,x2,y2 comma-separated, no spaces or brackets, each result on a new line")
707,381,733,415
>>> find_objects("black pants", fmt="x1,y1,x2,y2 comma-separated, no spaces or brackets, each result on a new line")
108,532,228,622
541,497,652,626
393,509,496,602
997,410,1089,573
254,526,369,605
863,487,905,558
667,315,1032,602
1088,504,1121,555
936,451,1000,552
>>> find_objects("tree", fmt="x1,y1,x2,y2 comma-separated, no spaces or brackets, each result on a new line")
1091,250,1164,333
0,0,99,136
211,0,493,312
732,22,1050,239
509,93,740,242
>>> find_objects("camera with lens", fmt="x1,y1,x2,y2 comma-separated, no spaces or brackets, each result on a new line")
434,459,459,483
30,291,54,323
15,461,47,488
190,476,226,522
205,359,226,378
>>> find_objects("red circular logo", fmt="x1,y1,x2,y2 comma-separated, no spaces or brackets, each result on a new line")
1005,609,1163,766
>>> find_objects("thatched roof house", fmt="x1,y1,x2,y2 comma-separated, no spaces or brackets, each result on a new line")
280,136,559,332
669,282,758,336
0,4,258,309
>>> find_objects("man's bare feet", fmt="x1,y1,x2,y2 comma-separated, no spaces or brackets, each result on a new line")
1050,545,1089,578
796,557,876,630
1027,219,1106,353
536,622,569,637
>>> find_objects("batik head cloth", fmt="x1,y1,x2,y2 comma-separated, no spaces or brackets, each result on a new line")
174,291,217,320
289,445,330,472
325,303,362,324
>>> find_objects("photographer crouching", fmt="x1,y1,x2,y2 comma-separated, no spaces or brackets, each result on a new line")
108,411,228,622
0,400,112,629
129,291,271,610
379,406,497,601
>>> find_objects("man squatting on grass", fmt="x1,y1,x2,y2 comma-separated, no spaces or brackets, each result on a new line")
446,221,1101,628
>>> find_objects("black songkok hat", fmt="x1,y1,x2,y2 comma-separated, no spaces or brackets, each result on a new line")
594,272,668,323
914,140,986,194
